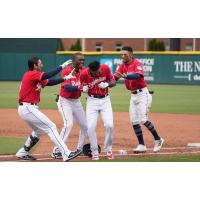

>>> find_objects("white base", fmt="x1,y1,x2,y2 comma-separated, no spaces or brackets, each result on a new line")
187,143,200,147
118,150,128,155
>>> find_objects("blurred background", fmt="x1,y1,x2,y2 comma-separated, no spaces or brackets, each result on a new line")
0,38,199,85
0,38,198,52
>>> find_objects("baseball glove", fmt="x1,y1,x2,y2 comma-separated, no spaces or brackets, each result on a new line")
149,90,154,94
55,94,59,102
82,143,101,157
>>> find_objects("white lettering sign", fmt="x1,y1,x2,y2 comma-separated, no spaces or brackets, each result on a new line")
143,65,152,72
194,61,200,72
113,58,122,65
193,74,200,80
139,58,154,66
144,76,154,81
174,61,194,72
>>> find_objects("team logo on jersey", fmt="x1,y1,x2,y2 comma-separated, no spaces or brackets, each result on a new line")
137,66,143,71
88,77,106,88
35,83,42,91
71,81,80,86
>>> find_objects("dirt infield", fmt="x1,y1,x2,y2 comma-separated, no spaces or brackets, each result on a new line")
0,108,200,161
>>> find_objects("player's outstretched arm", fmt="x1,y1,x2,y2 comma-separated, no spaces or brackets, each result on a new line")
64,83,89,93
109,80,117,87
41,67,62,80
41,60,72,80
114,71,123,81
98,80,116,89
46,78,65,86
123,73,142,80
46,70,76,86
64,85,79,92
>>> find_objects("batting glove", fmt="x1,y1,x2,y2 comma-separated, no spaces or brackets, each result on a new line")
60,59,72,69
82,85,89,93
121,73,127,78
98,82,109,89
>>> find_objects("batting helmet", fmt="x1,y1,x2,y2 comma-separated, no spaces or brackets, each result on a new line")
82,143,101,157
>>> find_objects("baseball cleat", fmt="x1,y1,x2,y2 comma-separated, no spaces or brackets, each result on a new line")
16,147,37,160
64,149,82,162
133,144,147,153
78,151,85,156
153,138,164,152
92,154,100,161
51,147,62,159
51,152,62,159
17,154,37,160
107,151,114,160
75,149,84,156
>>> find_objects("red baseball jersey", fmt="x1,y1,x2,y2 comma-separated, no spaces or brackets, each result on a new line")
18,70,49,104
59,66,84,99
80,64,114,96
115,59,147,90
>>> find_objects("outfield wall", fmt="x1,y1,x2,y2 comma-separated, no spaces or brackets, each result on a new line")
0,51,200,85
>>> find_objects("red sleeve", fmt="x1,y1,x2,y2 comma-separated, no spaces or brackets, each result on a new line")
30,71,44,81
40,79,49,88
114,64,124,79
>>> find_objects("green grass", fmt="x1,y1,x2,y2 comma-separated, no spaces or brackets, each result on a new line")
0,137,26,155
97,155,200,162
0,81,199,160
147,84,200,114
0,81,200,114
76,155,200,162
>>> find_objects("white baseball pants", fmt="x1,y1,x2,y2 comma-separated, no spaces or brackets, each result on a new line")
129,87,152,125
86,95,114,156
18,103,71,161
57,96,88,150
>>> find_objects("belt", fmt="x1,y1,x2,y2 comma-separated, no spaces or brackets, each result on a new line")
19,102,36,106
131,89,143,94
88,94,108,99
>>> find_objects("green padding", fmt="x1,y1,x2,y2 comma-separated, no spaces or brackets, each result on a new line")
0,53,200,84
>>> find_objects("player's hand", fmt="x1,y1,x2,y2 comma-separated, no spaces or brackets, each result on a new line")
75,81,80,86
98,82,109,89
63,69,76,80
60,59,72,69
121,73,127,78
82,85,89,93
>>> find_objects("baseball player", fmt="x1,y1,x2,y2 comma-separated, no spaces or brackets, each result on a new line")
16,57,81,161
51,53,88,159
80,61,116,160
114,46,164,153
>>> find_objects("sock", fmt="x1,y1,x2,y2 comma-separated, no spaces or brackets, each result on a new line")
132,124,145,145
143,121,160,140
24,135,39,152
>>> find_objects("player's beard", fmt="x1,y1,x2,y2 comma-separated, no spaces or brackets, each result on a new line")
123,58,132,65
74,63,81,68
34,66,42,71
74,65,81,73
78,63,84,68
123,59,129,65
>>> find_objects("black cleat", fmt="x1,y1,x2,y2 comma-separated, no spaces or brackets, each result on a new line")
51,152,62,159
64,149,82,162
17,155,37,160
